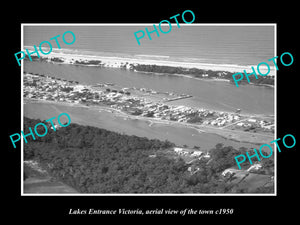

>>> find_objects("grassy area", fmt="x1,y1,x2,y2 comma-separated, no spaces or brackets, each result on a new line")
24,161,78,194
24,100,262,149
226,170,273,193
24,178,78,193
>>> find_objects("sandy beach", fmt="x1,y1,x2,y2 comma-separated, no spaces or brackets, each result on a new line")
24,46,276,75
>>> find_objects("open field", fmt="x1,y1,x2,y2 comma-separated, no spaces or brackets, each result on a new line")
24,161,78,194
228,172,273,193
24,178,78,194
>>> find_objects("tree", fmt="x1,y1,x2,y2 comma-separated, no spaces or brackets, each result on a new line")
23,117,273,194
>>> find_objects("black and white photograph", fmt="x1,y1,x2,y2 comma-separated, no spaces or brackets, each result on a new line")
21,24,276,195
4,4,298,221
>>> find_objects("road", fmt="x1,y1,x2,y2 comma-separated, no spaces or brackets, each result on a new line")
26,99,274,144
101,105,274,143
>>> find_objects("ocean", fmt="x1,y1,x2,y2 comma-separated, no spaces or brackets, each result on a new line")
23,25,275,148
23,25,275,67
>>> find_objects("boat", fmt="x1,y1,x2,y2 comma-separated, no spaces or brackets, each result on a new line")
235,108,241,114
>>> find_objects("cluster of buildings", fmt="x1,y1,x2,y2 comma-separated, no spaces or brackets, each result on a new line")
222,163,262,177
23,73,225,126
174,147,210,160
173,147,211,175
133,104,218,124
236,119,274,131
23,73,274,133
221,163,262,177
130,86,191,100
149,147,213,175
173,146,268,176
203,112,241,127
202,112,274,132
23,73,135,105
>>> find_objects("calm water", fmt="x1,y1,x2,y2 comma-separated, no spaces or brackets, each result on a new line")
23,25,274,148
24,102,261,150
24,61,274,115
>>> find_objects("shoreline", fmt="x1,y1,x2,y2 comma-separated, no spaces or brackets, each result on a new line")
23,70,274,116
24,99,273,146
23,45,275,88
133,69,275,88
23,70,274,146
24,46,276,75
134,70,274,88
25,57,275,89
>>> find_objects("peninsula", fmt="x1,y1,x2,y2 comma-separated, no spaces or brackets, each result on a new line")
23,72,274,144
24,46,275,87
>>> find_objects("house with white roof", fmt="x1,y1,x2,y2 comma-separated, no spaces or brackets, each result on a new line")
247,163,262,172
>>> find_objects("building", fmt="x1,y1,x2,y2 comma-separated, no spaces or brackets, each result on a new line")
222,168,240,177
191,151,203,157
247,163,262,172
50,124,60,130
174,147,183,153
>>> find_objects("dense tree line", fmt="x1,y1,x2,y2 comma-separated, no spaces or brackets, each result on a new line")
131,64,274,86
24,57,274,86
24,117,274,193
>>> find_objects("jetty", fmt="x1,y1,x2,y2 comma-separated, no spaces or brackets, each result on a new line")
164,95,192,102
